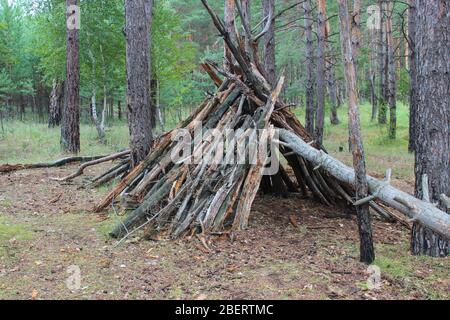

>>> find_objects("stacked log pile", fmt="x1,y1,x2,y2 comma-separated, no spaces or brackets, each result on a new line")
89,1,448,247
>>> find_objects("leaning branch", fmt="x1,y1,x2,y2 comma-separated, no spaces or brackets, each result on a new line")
50,150,131,182
279,129,450,239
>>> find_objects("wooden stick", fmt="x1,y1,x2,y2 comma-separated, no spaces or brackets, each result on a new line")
50,150,131,182
0,155,110,174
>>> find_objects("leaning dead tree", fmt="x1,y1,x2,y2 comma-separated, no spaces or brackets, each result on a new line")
89,0,449,256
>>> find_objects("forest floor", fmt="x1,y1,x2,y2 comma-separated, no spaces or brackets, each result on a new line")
0,103,449,300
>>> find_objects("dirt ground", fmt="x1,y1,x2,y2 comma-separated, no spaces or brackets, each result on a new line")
0,164,448,300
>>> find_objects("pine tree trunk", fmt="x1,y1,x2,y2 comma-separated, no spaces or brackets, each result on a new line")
303,0,315,136
378,0,388,125
315,0,326,145
408,0,417,152
412,0,449,257
328,67,340,125
110,96,114,120
351,0,361,67
61,0,80,153
262,0,276,88
386,3,396,139
49,78,63,128
125,0,153,167
325,17,340,125
103,85,108,121
370,25,378,122
338,0,375,264
150,78,158,129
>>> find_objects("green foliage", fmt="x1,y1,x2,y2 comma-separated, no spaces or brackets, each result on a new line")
0,69,15,101
152,0,199,109
0,0,414,142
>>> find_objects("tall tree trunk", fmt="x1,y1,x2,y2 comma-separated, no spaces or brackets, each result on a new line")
61,0,80,153
338,0,375,264
156,79,165,131
103,85,108,121
262,0,276,87
118,99,122,121
315,0,326,145
303,0,315,136
224,0,236,72
370,25,378,121
378,0,388,125
150,78,158,129
49,78,63,128
386,2,396,139
351,0,361,66
110,96,114,120
412,0,449,257
125,0,153,167
408,0,417,152
325,18,340,125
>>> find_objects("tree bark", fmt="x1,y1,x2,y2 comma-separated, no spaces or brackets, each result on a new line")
49,78,63,128
224,0,236,73
125,0,154,167
315,0,326,145
370,25,378,122
378,0,388,125
351,0,361,67
408,0,417,152
150,78,158,129
386,2,396,139
241,0,252,57
325,18,340,125
118,99,122,120
91,90,106,143
338,0,375,264
61,0,80,153
262,0,276,88
303,0,315,136
412,0,449,257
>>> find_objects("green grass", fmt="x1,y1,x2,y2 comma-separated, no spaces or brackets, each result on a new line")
374,243,450,299
0,215,34,257
0,121,129,164
0,216,33,242
294,102,414,179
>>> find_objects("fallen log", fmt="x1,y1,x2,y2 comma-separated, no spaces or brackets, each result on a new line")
0,155,108,174
50,150,131,182
279,129,450,239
